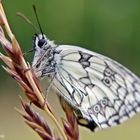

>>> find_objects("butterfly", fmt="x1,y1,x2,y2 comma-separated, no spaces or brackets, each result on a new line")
31,33,140,131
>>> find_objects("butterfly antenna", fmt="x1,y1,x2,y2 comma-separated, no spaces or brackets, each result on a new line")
23,49,35,56
33,5,44,35
16,12,39,33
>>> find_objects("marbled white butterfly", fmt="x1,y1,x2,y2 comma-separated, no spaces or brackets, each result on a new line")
32,33,140,131
31,5,140,131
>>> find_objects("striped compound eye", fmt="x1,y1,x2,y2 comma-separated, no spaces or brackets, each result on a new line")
38,38,47,48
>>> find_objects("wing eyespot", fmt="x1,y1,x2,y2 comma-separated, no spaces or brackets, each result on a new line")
103,77,112,87
100,97,108,108
93,104,101,113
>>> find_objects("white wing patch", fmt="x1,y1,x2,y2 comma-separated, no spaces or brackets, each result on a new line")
52,45,140,130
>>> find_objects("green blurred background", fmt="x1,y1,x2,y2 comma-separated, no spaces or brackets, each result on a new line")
0,0,140,140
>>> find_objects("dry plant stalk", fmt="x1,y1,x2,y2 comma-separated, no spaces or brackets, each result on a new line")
62,103,79,140
18,97,79,140
0,1,79,140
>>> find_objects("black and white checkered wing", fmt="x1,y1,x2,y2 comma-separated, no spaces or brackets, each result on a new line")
52,45,140,130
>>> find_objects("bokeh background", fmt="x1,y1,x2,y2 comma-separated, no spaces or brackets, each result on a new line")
0,0,140,140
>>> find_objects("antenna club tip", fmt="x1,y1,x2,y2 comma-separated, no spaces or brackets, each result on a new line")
32,4,36,11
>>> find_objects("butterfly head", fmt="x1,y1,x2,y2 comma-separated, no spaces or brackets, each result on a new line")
33,33,48,50
33,33,56,52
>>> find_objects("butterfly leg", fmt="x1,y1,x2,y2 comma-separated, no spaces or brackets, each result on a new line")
23,49,34,56
43,72,56,108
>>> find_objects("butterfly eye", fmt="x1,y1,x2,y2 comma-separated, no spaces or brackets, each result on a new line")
38,39,47,48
